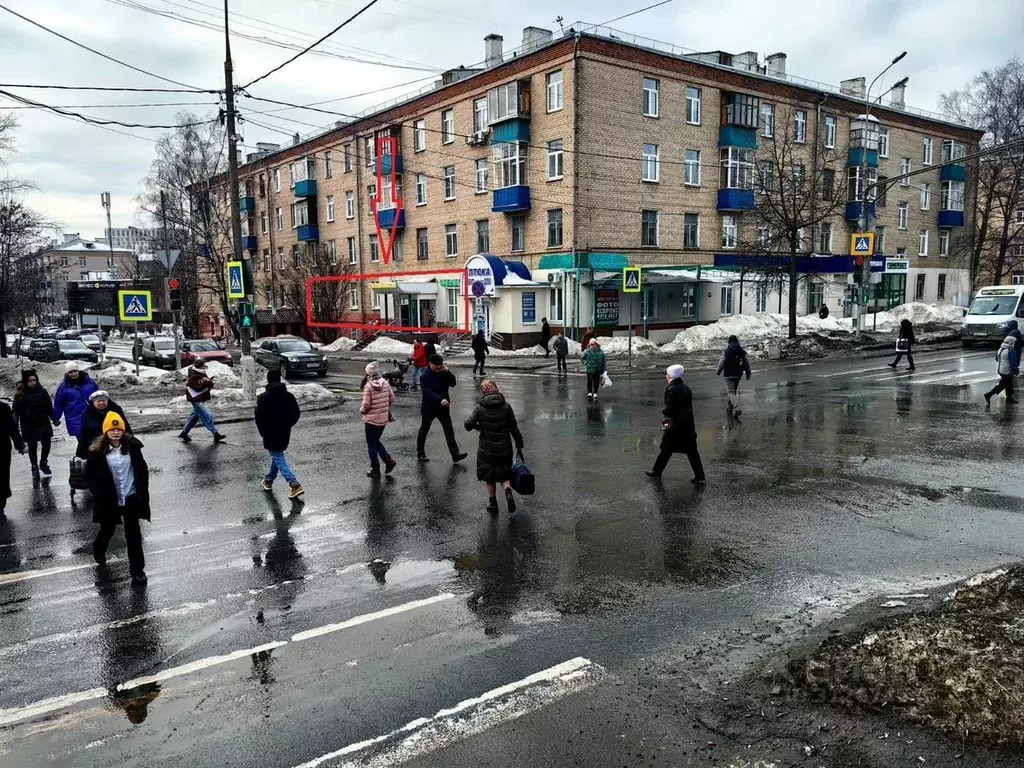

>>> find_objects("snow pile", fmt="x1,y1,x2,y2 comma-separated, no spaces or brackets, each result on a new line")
562,337,582,355
0,358,69,394
662,315,788,354
487,345,546,357
363,337,414,356
169,383,338,408
321,336,357,353
592,336,660,355
891,302,966,325
93,359,240,395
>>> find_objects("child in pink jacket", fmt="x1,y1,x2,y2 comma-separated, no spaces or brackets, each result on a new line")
360,362,396,478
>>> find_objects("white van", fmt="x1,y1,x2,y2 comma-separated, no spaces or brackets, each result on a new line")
961,285,1024,348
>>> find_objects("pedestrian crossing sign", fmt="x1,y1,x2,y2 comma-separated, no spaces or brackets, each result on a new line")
118,290,152,322
850,232,875,256
227,261,245,300
623,266,642,293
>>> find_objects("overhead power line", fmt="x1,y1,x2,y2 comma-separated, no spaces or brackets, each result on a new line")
0,1,207,91
241,0,383,89
0,83,217,93
0,90,216,129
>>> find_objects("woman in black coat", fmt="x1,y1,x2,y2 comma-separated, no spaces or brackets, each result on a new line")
889,318,916,371
471,331,488,376
0,400,25,514
85,413,150,585
13,369,54,478
465,379,524,514
646,365,706,483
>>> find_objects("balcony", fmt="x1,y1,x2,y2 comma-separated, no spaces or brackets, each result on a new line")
940,164,967,182
241,235,258,252
938,210,965,227
845,200,875,222
492,185,531,213
297,224,319,242
380,154,404,175
491,118,530,144
376,207,406,231
239,196,256,214
847,148,879,168
718,126,757,149
294,179,317,198
717,188,755,212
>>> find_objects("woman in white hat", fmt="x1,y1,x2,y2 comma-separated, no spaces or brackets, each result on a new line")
359,362,396,478
646,365,705,483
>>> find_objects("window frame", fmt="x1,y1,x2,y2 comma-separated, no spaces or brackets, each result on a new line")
476,219,490,254
546,70,563,113
915,273,926,301
794,110,807,143
922,137,933,165
684,149,701,186
900,158,911,186
818,221,833,254
898,202,909,230
369,234,380,263
492,141,528,189
444,223,458,258
441,109,455,144
720,286,734,315
347,236,357,265
547,208,563,248
324,151,333,178
940,180,965,212
685,86,702,124
878,127,890,158
413,119,426,152
443,165,456,200
326,194,335,222
416,173,428,205
919,228,929,256
720,146,755,190
642,143,660,182
327,239,338,265
345,190,354,219
920,182,931,211
511,215,526,253
475,159,489,193
642,77,659,118
641,209,659,247
547,140,564,181
683,213,700,250
937,273,947,300
939,229,950,257
416,228,429,260
472,99,487,133
721,215,738,249
761,102,774,137
824,114,837,149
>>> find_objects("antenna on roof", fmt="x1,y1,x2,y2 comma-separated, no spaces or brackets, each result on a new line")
555,15,565,34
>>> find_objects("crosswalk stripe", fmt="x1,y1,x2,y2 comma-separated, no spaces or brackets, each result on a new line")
816,351,985,378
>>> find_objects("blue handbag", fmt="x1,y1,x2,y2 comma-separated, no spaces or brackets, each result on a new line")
510,450,535,496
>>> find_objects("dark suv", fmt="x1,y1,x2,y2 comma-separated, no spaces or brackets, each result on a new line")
255,336,327,378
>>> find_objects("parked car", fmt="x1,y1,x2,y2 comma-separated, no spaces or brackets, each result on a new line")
37,327,61,339
254,335,328,378
57,339,98,364
181,339,233,367
28,338,60,362
56,329,82,340
79,334,104,354
19,336,33,356
136,336,179,369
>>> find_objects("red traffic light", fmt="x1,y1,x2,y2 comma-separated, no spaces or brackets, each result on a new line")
167,278,181,290
854,256,864,268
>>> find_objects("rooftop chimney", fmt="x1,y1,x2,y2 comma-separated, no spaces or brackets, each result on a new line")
732,51,758,72
841,77,866,99
484,34,503,68
766,52,787,77
521,26,553,54
889,82,906,109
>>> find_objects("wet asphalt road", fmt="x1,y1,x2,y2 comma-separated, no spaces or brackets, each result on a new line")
1,346,1022,767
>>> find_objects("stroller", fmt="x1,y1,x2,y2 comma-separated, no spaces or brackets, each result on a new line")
69,456,89,507
382,359,411,391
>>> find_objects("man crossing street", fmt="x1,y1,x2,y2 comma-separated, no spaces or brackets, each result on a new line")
416,355,467,464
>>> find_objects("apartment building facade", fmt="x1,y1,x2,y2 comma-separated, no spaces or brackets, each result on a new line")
207,26,982,343
38,235,137,318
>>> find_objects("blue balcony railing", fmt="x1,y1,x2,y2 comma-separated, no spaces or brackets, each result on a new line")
380,154,404,175
718,126,757,149
239,196,256,214
940,164,967,182
241,235,258,252
376,207,406,230
492,185,531,213
297,224,319,241
491,119,531,144
717,188,755,212
845,200,875,222
294,179,317,198
938,210,965,228
847,148,879,168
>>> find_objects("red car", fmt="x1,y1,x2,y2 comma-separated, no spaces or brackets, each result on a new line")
181,339,234,367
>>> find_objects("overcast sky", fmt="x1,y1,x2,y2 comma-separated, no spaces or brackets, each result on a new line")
0,0,1020,239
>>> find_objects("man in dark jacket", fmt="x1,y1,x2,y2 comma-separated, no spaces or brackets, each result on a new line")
540,318,552,356
255,369,303,499
471,331,488,376
416,354,467,463
0,398,24,514
76,391,130,459
552,333,569,374
180,359,226,444
716,335,752,416
646,365,705,483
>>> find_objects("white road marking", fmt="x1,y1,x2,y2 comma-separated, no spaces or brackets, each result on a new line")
291,593,455,642
816,351,985,378
292,657,606,768
0,593,456,728
913,370,993,385
0,562,102,586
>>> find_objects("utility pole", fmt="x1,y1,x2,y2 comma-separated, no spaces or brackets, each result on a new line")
160,190,181,372
100,192,114,335
223,0,256,398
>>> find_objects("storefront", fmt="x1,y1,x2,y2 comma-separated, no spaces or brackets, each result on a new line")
369,276,446,329
462,254,548,345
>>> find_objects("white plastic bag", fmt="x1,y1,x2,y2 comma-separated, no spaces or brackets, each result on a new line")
600,371,612,388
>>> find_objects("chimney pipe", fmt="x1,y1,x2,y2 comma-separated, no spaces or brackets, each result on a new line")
840,77,866,99
889,82,906,109
521,26,553,54
484,34,503,68
766,52,787,77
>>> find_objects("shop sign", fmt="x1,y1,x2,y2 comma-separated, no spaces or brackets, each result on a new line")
370,281,397,290
522,292,536,324
885,259,910,274
595,289,620,325
465,255,496,296
438,278,462,289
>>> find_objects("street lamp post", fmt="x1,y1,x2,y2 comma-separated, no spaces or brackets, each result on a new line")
855,52,907,335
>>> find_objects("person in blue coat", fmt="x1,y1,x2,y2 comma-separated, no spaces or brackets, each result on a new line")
52,363,98,437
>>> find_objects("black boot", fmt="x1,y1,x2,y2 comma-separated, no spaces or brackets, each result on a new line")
486,496,499,515
367,464,381,478
504,487,516,514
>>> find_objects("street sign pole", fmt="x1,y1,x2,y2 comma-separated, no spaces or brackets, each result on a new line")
134,322,139,377
173,310,181,372
628,298,633,369
622,266,642,369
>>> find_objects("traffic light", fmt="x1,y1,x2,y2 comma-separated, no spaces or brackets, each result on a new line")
238,300,255,329
166,277,182,312
242,260,255,296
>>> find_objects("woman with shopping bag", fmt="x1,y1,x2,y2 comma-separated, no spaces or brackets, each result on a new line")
581,339,607,401
464,379,525,515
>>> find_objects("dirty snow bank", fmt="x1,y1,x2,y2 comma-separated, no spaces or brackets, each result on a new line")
169,382,338,408
661,315,791,354
321,336,357,352
593,336,661,355
96,360,240,395
363,337,414,356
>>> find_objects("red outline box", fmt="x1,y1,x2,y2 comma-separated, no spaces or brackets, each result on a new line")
306,269,471,335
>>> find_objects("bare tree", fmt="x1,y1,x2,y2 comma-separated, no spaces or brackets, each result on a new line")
941,57,1024,286
138,113,232,339
281,242,356,343
735,106,849,337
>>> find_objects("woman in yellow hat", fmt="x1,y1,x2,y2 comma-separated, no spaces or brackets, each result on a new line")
85,412,151,585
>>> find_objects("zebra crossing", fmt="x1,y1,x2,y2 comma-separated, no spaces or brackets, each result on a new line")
818,350,996,388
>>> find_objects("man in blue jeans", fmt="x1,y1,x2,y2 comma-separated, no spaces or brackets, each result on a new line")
180,359,226,444
254,369,303,499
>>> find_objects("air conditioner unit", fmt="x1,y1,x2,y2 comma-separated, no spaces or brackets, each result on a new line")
546,272,562,284
465,130,490,146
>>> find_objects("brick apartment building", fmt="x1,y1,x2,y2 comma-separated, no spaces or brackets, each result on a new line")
205,25,983,344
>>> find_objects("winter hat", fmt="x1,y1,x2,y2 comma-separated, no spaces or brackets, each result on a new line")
64,361,80,373
728,335,739,344
365,361,381,379
89,389,110,403
588,339,599,347
192,358,208,370
102,412,125,434
20,369,37,384
666,364,685,380
266,369,282,384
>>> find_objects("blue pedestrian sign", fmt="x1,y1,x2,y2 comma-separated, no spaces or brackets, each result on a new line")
850,232,875,255
118,290,152,322
227,260,245,300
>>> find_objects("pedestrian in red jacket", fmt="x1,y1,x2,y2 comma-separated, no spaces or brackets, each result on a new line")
411,340,428,390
